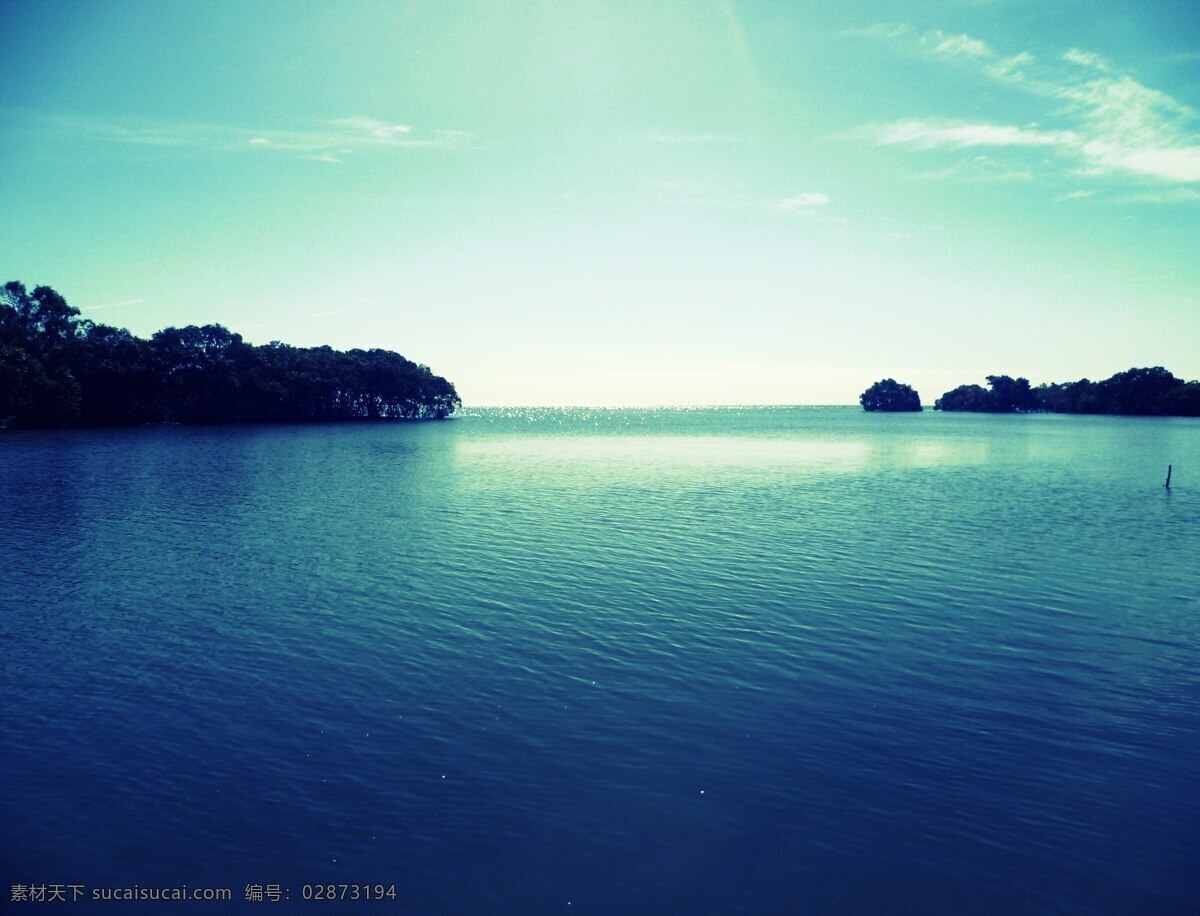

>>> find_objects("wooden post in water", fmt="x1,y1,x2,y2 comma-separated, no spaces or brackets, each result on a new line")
1164,464,1172,490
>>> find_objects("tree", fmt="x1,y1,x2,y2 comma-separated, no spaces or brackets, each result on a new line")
0,279,462,428
936,375,1038,412
860,378,922,412
935,384,991,412
941,367,1193,415
1094,367,1182,415
0,283,88,425
1035,379,1094,413
0,282,83,355
1159,381,1200,417
985,375,1038,412
0,344,45,426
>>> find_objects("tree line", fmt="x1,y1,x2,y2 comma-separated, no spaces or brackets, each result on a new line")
1,281,461,428
934,368,1200,416
860,369,1200,415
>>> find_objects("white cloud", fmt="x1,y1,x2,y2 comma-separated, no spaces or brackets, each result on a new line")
1052,75,1200,182
645,132,744,144
879,117,1200,184
850,23,989,58
1057,75,1188,133
772,193,830,211
25,114,475,160
923,30,991,58
1081,140,1200,182
331,116,413,139
1121,187,1200,203
840,23,911,41
80,298,145,312
849,23,992,59
914,157,1034,183
855,24,1200,189
878,120,1076,149
1063,49,1111,71
987,51,1034,83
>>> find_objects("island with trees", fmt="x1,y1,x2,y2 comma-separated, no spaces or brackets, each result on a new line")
934,369,1200,416
0,281,460,429
860,378,923,412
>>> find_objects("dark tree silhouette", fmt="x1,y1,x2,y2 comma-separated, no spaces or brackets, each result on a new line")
938,367,1200,416
934,384,991,412
985,375,1039,412
860,378,922,412
1093,367,1185,415
935,375,1038,412
0,281,461,428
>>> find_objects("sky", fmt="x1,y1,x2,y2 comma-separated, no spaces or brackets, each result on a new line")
2,0,1198,406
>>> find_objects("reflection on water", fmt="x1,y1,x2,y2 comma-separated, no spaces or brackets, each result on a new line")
457,435,873,475
2,407,1198,914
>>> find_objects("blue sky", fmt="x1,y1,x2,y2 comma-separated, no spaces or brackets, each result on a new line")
2,0,1198,405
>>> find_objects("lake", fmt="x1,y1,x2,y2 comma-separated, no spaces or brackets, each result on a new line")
2,407,1198,913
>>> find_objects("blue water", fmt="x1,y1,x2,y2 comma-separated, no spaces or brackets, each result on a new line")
3,407,1198,913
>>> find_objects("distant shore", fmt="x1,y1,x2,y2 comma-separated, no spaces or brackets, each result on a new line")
863,368,1200,416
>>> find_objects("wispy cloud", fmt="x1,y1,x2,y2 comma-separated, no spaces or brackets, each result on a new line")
986,51,1034,84
1063,48,1112,72
920,30,991,59
1079,139,1200,183
848,24,1200,190
878,121,1076,149
846,25,1020,75
80,298,144,312
771,193,830,211
914,156,1034,184
1055,189,1096,201
840,22,911,41
329,116,412,139
1120,187,1200,204
17,113,478,160
644,132,744,144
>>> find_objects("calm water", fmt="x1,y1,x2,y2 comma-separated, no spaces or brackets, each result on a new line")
2,407,1198,913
